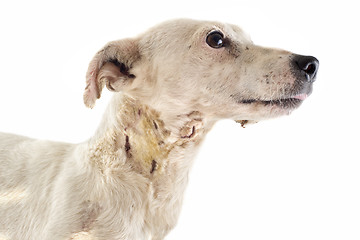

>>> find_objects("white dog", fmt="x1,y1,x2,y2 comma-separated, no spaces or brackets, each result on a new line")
0,19,318,240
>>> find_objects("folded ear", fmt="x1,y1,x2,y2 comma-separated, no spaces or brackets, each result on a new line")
83,39,140,108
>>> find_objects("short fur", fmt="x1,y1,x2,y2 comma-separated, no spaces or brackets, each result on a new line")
0,19,317,240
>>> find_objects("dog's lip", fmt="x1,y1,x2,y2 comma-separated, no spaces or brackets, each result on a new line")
239,93,309,108
240,93,309,103
291,93,308,100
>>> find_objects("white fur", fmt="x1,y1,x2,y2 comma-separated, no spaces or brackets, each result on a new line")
0,19,315,240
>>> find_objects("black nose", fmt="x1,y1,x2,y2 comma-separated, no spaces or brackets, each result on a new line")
292,55,319,82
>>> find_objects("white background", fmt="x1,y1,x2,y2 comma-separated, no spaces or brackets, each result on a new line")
0,0,359,239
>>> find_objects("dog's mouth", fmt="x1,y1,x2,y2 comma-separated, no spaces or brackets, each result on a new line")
239,93,309,109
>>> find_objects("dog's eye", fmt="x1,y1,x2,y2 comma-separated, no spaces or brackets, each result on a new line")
206,31,224,48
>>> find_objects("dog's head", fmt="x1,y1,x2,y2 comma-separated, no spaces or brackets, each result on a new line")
84,19,318,123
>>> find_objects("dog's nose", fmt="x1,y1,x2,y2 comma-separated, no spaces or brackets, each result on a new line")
292,55,319,82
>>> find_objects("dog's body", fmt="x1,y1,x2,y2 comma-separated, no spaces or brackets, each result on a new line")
0,19,318,240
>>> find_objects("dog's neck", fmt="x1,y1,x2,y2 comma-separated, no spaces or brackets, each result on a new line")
80,93,215,237
86,93,214,180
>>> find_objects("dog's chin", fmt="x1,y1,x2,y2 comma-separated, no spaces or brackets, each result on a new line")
234,94,308,126
235,120,258,128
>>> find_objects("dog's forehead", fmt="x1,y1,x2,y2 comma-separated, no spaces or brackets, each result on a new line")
138,19,253,59
187,20,251,42
222,23,252,43
143,19,251,43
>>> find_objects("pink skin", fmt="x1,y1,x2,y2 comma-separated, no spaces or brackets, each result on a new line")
292,93,308,100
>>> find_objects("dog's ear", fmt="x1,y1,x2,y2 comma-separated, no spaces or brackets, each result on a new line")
83,39,140,108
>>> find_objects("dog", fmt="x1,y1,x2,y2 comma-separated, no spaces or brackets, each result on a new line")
0,19,319,240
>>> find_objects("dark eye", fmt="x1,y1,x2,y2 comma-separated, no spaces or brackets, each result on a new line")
206,31,224,48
